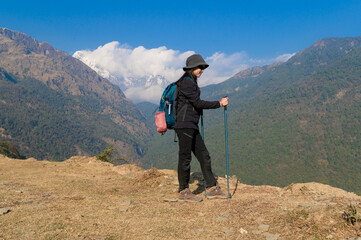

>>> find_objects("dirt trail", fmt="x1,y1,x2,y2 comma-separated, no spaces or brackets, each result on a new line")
0,155,360,240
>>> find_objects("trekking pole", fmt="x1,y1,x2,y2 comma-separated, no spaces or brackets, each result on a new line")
201,115,207,197
223,96,231,199
201,114,205,140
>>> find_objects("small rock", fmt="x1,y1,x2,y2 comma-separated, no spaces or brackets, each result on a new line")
196,228,204,232
217,214,230,222
222,228,233,234
326,234,333,239
119,208,128,212
163,199,178,202
158,184,163,187
172,181,179,186
239,228,248,234
105,177,111,180
121,200,132,206
217,216,228,222
262,232,280,240
298,203,312,208
0,208,11,215
258,224,270,233
15,190,23,193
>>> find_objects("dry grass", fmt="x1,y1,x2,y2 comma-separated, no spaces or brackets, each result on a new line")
1,155,361,239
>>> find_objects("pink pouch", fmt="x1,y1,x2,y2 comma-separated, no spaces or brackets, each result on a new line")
155,111,167,133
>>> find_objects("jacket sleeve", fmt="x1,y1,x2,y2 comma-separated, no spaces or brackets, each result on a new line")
180,78,221,109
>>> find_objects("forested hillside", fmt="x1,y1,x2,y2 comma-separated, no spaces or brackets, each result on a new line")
0,28,150,161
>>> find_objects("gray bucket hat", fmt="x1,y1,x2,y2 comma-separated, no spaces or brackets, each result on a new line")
183,54,209,71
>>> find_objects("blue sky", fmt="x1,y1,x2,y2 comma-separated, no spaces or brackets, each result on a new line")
2,0,360,58
2,0,361,103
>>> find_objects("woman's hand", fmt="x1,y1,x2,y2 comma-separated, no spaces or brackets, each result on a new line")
220,97,229,107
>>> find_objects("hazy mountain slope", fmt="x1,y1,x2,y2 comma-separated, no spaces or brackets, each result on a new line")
0,28,150,161
142,37,361,194
136,101,158,130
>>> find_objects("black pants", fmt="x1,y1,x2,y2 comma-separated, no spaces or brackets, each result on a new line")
175,128,217,192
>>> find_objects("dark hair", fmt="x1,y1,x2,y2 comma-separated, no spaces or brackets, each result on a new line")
177,69,197,83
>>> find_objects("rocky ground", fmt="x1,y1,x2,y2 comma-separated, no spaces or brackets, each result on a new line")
0,155,360,240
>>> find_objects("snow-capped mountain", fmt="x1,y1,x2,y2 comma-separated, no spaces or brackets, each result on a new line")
73,50,173,103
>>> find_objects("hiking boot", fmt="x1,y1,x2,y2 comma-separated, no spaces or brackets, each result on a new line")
178,188,203,202
206,185,228,199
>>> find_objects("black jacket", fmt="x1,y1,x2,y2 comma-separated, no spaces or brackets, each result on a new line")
174,74,220,130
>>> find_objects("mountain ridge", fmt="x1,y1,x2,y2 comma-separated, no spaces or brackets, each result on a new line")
0,28,150,161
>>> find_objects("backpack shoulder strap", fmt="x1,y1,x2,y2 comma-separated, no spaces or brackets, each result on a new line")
184,76,195,85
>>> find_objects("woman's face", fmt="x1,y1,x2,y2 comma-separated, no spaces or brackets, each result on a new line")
192,67,204,78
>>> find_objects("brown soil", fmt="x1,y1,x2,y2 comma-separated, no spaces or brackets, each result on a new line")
1,155,360,240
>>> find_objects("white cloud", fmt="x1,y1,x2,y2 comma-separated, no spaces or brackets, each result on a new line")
73,42,294,104
124,85,164,104
274,53,296,62
200,52,250,86
74,42,192,89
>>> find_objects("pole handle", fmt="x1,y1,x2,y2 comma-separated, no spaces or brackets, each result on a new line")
223,96,228,110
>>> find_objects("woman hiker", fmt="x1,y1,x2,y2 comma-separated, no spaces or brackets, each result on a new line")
174,54,229,202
